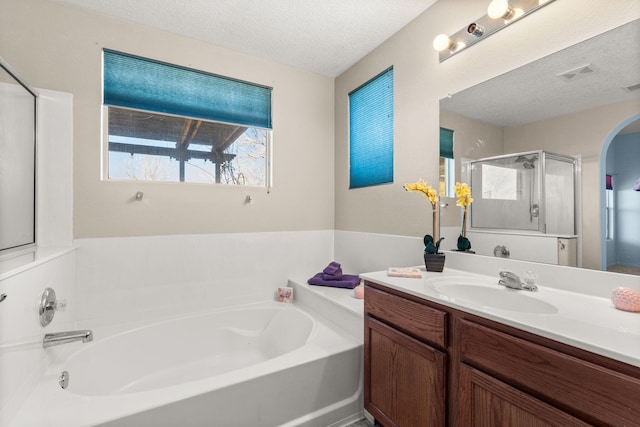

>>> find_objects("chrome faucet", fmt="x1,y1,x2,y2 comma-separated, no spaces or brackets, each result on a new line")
43,330,93,348
498,270,538,292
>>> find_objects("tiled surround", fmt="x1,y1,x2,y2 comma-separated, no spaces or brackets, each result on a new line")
75,230,334,325
0,249,76,426
334,230,424,274
0,88,74,425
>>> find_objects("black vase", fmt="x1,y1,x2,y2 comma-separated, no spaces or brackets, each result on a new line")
424,252,445,272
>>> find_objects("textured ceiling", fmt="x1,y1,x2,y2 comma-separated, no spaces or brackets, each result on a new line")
54,0,437,77
440,19,640,129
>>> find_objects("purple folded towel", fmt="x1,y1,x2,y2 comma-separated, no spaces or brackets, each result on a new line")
323,261,343,277
321,261,343,280
322,271,342,280
308,273,361,289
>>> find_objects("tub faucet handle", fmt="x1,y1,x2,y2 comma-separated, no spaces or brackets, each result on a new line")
54,299,67,312
39,288,67,327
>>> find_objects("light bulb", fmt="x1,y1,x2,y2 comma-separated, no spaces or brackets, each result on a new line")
487,0,513,19
433,34,454,52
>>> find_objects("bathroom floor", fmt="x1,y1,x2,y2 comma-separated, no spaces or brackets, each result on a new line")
607,264,640,276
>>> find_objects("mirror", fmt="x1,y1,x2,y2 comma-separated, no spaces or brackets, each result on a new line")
0,57,37,252
439,19,640,274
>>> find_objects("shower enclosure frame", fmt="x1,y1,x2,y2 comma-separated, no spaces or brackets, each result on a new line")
468,150,580,236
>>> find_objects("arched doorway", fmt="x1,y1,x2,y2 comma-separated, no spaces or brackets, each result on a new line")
600,114,640,275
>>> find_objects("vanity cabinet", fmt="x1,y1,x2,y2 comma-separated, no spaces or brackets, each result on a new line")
364,286,446,426
364,281,640,427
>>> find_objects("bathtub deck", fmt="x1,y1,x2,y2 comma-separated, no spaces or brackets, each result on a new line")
288,276,364,341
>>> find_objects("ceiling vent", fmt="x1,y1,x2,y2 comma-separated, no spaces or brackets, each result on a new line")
622,83,640,93
557,64,596,82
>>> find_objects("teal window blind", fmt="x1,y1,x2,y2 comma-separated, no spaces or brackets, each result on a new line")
440,128,454,159
349,67,394,189
103,50,272,129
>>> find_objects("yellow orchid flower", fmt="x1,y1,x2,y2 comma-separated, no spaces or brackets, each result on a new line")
404,179,439,207
454,182,473,208
404,179,440,242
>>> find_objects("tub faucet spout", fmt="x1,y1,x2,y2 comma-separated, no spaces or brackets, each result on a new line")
43,330,93,348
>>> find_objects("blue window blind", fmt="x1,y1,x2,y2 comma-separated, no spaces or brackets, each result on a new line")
103,50,272,129
349,67,394,189
440,128,454,159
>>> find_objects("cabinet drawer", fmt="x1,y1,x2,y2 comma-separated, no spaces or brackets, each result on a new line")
460,320,640,426
365,285,446,348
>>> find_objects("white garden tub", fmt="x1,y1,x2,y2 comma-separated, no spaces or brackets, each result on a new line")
11,301,363,426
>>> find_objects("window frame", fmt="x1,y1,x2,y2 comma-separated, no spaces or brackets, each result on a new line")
348,66,394,189
102,50,273,188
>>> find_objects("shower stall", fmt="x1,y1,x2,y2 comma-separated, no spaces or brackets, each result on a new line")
469,150,578,235
463,150,581,266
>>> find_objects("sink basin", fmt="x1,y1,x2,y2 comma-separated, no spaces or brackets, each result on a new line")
426,277,558,314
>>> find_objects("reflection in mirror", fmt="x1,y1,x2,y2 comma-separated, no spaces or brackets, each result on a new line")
0,57,37,253
439,19,640,275
470,151,576,235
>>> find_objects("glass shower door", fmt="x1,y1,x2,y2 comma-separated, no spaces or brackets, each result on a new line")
470,152,541,231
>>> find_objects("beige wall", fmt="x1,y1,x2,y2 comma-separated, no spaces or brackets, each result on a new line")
2,0,638,245
439,110,504,227
1,0,335,238
335,0,639,261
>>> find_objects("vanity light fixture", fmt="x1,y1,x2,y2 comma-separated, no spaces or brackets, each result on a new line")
487,0,515,20
467,23,485,38
433,34,458,52
434,0,556,62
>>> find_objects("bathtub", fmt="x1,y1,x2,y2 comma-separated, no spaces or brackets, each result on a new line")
10,301,363,426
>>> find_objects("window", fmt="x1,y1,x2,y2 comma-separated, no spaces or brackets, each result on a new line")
349,67,394,189
103,50,272,186
606,174,614,240
439,128,454,197
481,164,518,200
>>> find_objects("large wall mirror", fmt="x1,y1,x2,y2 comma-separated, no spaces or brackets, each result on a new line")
440,19,640,275
0,57,38,253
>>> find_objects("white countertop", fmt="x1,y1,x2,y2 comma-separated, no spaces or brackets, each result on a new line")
360,267,640,368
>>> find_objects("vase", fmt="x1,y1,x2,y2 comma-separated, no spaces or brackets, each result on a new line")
424,252,445,272
456,234,472,251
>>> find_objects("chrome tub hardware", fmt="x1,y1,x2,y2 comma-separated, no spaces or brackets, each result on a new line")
39,288,67,327
59,371,69,389
493,245,510,258
498,270,538,292
43,330,93,348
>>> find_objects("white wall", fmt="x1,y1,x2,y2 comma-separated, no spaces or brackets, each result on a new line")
334,0,640,250
0,0,335,239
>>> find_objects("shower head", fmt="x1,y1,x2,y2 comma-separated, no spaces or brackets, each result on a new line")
515,155,536,169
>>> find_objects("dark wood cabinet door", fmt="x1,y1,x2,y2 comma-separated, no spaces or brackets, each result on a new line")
459,364,590,427
364,316,445,427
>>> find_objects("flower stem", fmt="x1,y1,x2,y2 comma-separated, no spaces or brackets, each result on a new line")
462,207,467,237
432,206,437,241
